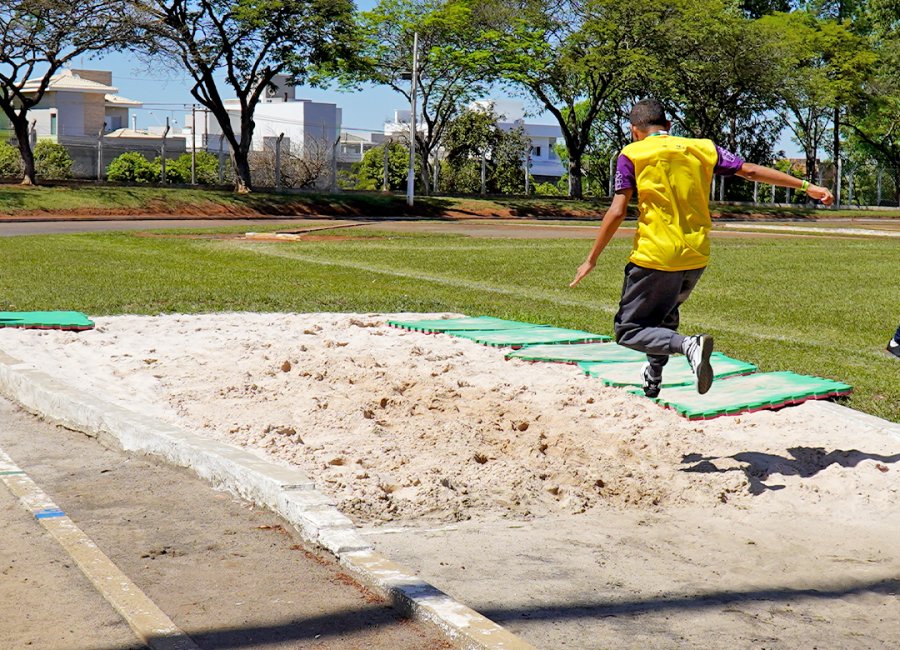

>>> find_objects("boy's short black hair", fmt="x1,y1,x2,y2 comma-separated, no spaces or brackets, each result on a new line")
629,99,668,129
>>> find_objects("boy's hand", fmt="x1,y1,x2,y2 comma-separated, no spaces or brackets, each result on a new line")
807,184,834,206
570,260,596,287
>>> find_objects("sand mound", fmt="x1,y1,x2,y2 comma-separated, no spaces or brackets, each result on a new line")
1,313,895,525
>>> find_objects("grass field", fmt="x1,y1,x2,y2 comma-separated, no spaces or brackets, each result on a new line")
0,225,896,422
2,183,900,220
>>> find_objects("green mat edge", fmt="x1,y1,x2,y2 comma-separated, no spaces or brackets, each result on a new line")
449,328,610,348
627,372,853,419
0,311,94,331
386,316,546,333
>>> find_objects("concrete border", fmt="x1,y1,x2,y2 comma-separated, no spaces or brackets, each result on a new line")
0,351,536,650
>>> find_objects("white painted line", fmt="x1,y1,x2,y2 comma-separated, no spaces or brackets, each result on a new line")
0,446,199,650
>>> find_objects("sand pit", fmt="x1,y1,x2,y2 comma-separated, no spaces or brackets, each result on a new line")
0,313,896,526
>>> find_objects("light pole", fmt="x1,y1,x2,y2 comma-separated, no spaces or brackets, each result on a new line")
406,32,419,207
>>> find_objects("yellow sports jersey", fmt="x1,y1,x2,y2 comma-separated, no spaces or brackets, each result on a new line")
617,135,740,271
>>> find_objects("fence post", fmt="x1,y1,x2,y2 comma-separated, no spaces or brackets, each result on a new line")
524,146,532,195
480,150,487,195
97,129,104,181
710,175,716,200
382,141,390,192
835,157,842,207
29,120,37,149
218,135,226,184
753,181,758,204
877,167,883,205
609,154,616,198
331,136,339,193
719,175,725,202
275,132,284,193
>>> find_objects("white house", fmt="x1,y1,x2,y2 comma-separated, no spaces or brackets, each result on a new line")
189,76,342,159
474,100,565,179
382,100,565,180
337,130,386,163
4,69,144,140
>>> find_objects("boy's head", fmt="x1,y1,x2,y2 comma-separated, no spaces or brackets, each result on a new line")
629,99,671,140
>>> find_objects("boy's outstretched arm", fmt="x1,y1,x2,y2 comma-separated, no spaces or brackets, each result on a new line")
736,163,834,205
570,189,633,287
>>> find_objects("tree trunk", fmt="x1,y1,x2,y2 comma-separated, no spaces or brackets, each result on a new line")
568,150,584,199
232,151,252,194
12,117,36,186
418,147,431,196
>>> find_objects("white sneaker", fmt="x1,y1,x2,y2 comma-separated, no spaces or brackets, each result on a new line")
682,334,714,394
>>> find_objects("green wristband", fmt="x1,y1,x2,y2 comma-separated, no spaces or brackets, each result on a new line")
800,180,810,193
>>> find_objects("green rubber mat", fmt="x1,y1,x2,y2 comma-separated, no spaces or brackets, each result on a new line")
506,342,642,363
629,371,853,420
0,311,94,331
387,316,544,333
448,327,609,348
581,353,757,387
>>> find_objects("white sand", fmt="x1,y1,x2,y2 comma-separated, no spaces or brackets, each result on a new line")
0,313,896,525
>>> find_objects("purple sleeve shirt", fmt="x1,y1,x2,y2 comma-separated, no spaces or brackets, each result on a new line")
714,145,744,176
614,154,636,192
615,145,743,192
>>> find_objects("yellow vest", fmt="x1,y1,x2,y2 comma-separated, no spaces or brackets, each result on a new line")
621,135,718,271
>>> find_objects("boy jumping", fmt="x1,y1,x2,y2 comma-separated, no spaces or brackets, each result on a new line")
570,99,834,397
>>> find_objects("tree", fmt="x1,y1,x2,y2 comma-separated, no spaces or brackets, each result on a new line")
440,105,532,195
353,141,414,191
845,4,900,205
0,0,133,185
486,0,660,198
340,0,494,195
132,0,355,193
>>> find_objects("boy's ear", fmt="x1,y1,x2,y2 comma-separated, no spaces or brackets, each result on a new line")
630,125,641,141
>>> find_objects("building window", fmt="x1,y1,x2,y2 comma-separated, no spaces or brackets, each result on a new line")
50,114,57,135
535,146,541,157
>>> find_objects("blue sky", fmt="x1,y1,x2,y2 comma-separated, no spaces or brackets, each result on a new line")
80,0,795,154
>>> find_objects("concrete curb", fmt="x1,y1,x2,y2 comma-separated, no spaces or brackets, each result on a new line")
0,351,536,650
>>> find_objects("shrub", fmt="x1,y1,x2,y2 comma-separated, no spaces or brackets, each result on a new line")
33,140,73,179
534,181,563,196
0,142,22,178
168,151,220,185
106,152,159,183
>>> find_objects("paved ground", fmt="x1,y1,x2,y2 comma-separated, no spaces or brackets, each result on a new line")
0,396,454,650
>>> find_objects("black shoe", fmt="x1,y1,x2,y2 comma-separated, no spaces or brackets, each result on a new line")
888,340,900,359
682,334,714,395
641,363,662,398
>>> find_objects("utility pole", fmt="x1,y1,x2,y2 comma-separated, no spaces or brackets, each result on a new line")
191,105,197,185
161,118,170,185
406,31,419,207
